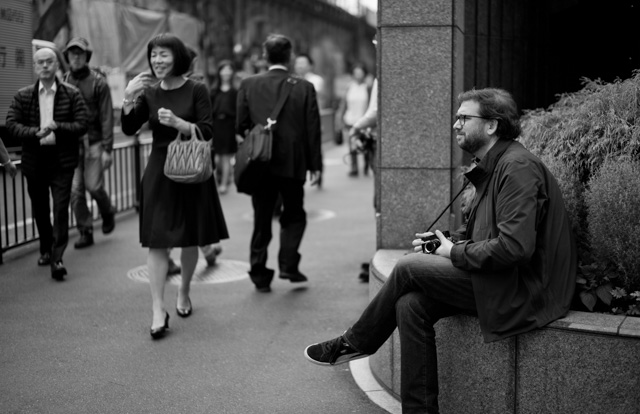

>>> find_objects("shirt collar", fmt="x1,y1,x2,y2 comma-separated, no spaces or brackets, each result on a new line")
268,64,288,72
39,81,57,95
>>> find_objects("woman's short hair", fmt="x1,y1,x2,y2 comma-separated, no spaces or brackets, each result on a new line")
147,33,192,77
263,34,292,65
213,59,235,90
457,88,522,140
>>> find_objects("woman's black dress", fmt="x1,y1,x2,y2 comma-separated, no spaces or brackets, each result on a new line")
210,88,238,155
121,79,229,248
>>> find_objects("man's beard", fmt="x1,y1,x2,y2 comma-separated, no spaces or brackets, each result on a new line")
458,129,487,154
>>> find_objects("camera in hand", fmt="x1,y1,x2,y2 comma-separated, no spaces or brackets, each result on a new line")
421,231,450,254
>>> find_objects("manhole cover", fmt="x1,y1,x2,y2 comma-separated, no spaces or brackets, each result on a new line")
127,258,250,285
242,209,336,222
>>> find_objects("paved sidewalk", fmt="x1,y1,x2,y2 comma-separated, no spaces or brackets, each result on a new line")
0,144,397,414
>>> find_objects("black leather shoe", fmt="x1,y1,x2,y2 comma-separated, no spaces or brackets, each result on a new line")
74,230,94,249
249,268,274,293
102,209,116,234
176,297,192,318
51,261,67,281
37,253,51,266
279,271,308,283
150,312,170,339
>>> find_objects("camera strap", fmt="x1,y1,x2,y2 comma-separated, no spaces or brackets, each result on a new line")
424,180,470,233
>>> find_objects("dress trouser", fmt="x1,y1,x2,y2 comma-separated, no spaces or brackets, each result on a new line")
71,140,113,231
26,169,75,263
344,253,478,414
250,175,306,275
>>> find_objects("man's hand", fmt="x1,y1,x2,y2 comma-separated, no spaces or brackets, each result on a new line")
102,151,113,170
309,170,322,186
412,231,434,253
35,127,51,138
412,230,453,258
44,120,57,131
3,161,17,178
37,129,56,145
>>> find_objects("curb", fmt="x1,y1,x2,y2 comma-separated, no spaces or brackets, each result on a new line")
350,357,401,414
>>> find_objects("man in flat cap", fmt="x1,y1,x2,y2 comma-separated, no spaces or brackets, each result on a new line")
64,37,117,249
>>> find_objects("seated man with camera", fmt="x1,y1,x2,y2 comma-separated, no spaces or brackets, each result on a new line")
304,88,577,414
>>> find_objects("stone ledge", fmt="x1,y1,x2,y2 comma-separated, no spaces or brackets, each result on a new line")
370,249,640,413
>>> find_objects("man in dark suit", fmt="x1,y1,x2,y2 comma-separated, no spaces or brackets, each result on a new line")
6,47,88,280
236,34,322,292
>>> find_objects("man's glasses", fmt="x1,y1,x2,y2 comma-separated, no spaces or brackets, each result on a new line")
454,114,492,126
35,59,55,66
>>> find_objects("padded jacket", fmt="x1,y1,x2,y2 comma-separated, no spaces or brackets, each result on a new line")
450,139,577,343
6,79,88,176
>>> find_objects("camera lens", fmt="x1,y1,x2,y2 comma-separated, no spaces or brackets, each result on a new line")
424,239,441,253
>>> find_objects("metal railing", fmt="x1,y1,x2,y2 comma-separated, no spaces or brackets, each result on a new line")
0,135,152,264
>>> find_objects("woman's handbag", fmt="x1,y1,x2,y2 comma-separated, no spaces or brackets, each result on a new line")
164,123,213,184
234,77,296,194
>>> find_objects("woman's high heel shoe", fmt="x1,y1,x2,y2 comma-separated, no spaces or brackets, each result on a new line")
176,297,192,318
150,312,170,339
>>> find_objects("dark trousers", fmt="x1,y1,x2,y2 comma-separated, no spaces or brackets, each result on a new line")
26,169,75,263
250,175,306,275
344,253,478,414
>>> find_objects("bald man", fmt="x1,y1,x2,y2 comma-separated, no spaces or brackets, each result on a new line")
6,47,88,280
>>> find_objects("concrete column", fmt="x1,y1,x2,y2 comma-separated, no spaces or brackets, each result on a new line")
377,0,465,249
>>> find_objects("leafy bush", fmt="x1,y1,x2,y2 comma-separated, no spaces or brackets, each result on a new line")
520,71,640,315
586,159,640,291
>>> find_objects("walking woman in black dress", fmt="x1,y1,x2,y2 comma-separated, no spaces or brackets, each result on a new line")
121,34,228,339
210,60,238,194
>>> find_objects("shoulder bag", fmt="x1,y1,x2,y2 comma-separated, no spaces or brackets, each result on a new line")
234,77,297,194
164,123,213,184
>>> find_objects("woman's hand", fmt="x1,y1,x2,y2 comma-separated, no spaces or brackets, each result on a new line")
124,72,156,100
158,108,190,135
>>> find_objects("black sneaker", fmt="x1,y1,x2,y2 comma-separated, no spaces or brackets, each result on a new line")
304,336,368,366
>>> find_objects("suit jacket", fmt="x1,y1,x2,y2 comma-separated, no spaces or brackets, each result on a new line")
236,68,322,181
6,78,88,176
450,139,577,343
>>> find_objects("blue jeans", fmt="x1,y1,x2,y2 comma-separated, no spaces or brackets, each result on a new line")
71,140,114,231
344,253,478,414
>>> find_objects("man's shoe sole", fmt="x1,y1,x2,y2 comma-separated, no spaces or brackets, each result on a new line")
279,273,308,283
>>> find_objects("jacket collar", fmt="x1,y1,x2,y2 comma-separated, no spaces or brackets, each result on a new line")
268,64,288,72
464,138,514,187
33,77,61,98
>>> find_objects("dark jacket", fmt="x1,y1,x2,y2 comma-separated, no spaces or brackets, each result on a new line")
450,139,576,343
236,68,322,180
64,67,114,153
6,78,88,176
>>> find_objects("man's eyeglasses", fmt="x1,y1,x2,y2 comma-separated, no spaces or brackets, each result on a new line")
454,114,493,126
35,59,55,66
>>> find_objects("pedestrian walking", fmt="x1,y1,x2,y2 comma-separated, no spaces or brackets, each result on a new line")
236,34,322,292
338,63,371,177
305,88,577,413
63,37,117,249
121,33,229,339
210,60,239,195
6,47,89,281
